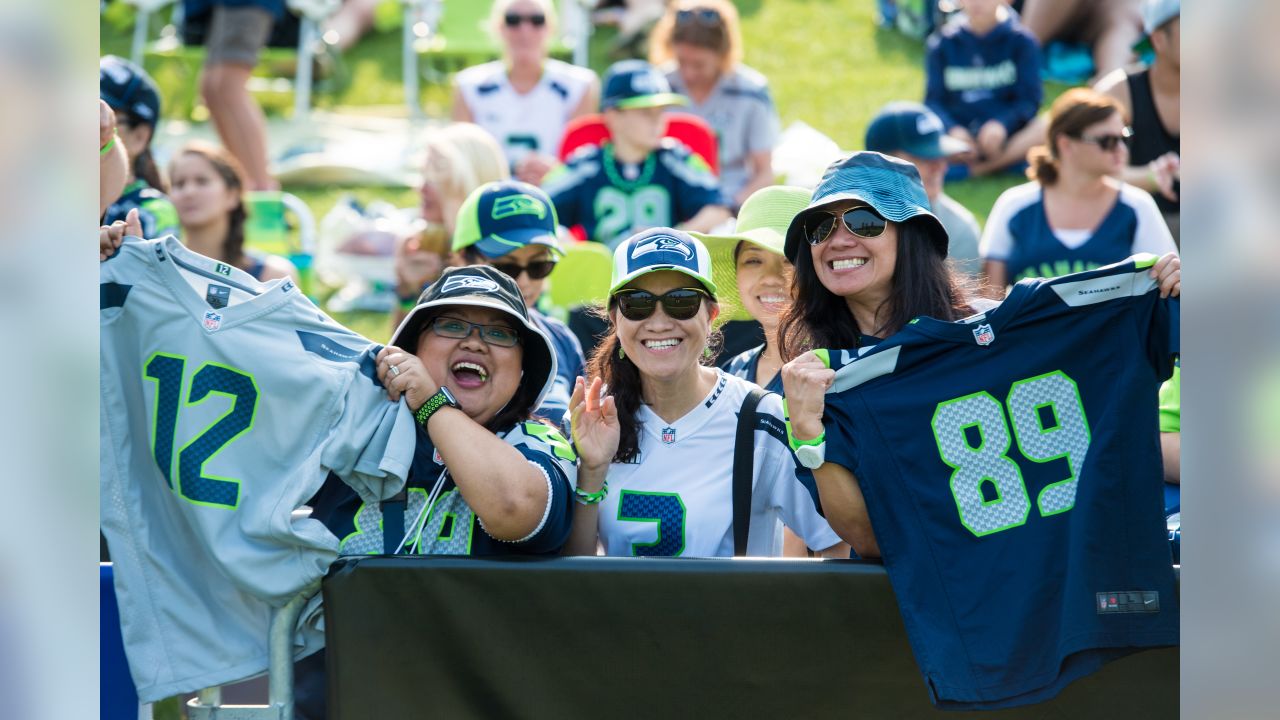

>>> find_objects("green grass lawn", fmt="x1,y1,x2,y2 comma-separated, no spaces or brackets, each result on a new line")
101,0,1074,344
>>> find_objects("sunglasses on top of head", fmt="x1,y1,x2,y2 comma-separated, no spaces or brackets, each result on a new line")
675,8,722,26
491,258,557,281
1073,126,1133,152
803,206,889,246
614,287,709,321
504,12,546,28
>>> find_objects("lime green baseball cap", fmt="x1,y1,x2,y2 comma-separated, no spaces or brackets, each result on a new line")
691,185,810,322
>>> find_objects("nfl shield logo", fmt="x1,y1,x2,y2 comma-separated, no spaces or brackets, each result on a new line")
973,323,995,346
661,427,677,444
202,310,222,331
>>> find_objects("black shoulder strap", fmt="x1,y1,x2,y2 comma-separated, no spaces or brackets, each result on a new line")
733,388,768,557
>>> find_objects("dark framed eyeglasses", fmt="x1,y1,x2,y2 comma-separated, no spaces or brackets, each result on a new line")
675,8,722,26
614,287,709,322
1073,126,1133,151
429,316,521,347
504,12,546,28
803,206,889,246
491,259,557,281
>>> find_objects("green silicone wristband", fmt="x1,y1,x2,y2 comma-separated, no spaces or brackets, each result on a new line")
782,398,826,451
100,134,118,157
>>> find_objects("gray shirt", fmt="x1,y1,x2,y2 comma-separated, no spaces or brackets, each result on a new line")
932,191,983,279
666,64,781,205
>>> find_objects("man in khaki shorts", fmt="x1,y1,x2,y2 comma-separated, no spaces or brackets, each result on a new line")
188,0,282,190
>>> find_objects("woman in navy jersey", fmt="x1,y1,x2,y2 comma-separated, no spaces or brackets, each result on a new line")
167,141,297,282
777,151,1181,557
979,88,1177,293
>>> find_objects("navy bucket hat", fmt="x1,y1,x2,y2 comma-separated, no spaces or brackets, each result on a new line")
783,152,949,262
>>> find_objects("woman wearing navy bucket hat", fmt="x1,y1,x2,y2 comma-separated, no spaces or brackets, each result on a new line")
777,151,1181,557
565,227,845,558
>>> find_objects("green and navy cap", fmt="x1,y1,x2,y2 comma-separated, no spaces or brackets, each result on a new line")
1134,0,1179,54
609,227,717,297
600,59,689,111
784,151,948,263
391,265,557,411
452,180,563,260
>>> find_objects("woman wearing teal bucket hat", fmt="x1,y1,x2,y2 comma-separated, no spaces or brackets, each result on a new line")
692,185,810,394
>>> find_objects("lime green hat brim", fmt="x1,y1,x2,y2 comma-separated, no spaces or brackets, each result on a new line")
611,93,689,110
690,228,787,323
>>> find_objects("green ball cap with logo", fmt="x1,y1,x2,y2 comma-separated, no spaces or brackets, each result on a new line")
452,180,564,260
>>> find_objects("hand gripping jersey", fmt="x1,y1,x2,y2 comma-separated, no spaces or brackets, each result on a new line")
310,420,578,556
542,140,725,248
598,371,840,557
818,256,1179,709
100,236,415,702
103,178,179,239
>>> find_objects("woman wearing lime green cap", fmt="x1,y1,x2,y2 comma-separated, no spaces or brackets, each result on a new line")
564,227,846,558
693,185,811,394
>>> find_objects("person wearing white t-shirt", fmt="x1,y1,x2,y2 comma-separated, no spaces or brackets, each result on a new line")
564,228,846,557
452,0,600,186
979,88,1176,294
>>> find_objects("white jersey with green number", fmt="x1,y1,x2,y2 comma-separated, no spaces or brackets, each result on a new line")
595,371,840,557
100,236,415,702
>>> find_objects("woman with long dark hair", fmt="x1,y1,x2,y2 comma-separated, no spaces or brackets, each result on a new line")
778,152,1181,557
565,228,845,557
168,141,296,281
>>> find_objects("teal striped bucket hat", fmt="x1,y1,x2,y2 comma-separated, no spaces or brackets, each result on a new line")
783,151,948,262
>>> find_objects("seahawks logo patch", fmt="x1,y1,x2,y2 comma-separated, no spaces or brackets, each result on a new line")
631,233,694,261
441,275,501,294
491,194,547,221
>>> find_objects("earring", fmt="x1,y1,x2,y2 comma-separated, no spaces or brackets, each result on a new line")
618,345,626,360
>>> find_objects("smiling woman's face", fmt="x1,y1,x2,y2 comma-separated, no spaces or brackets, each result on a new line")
809,204,898,307
734,243,791,330
613,270,715,383
415,305,523,425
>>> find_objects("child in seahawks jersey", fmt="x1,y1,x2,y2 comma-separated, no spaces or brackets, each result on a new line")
100,55,178,238
542,60,730,248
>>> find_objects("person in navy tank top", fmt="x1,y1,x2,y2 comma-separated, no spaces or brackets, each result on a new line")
979,88,1176,294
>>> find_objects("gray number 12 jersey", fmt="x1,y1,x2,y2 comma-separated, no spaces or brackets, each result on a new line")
100,236,415,702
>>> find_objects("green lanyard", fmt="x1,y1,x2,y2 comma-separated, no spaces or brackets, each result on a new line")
602,143,656,192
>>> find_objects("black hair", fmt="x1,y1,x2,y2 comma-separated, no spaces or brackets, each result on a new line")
117,111,168,194
778,218,974,360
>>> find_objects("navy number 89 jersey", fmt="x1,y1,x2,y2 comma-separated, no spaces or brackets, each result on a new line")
819,255,1179,709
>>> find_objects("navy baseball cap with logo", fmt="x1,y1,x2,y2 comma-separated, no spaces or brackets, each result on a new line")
600,59,689,111
865,102,970,160
390,265,557,411
784,152,948,262
609,227,717,297
100,55,161,127
451,181,564,259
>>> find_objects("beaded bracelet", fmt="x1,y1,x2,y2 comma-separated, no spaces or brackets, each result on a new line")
573,480,608,506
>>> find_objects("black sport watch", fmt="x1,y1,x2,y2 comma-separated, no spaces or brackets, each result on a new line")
414,386,460,427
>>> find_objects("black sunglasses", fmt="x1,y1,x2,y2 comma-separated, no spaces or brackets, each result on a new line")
614,287,708,321
504,12,546,27
492,259,557,281
676,8,722,26
804,206,888,246
1073,126,1133,152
